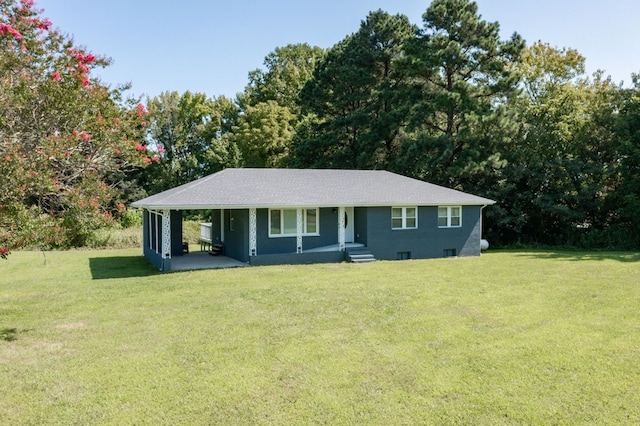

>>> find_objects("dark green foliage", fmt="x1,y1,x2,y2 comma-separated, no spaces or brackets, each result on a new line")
293,10,415,169
397,0,524,189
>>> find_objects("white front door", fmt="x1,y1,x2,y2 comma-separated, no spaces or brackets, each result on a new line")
344,207,354,243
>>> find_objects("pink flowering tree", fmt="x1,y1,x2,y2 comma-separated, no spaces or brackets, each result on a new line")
0,0,155,256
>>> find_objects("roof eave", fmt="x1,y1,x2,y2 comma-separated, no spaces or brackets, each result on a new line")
130,200,496,210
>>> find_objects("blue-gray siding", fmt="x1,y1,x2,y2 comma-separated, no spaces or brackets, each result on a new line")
255,208,338,255
363,206,482,260
224,209,249,262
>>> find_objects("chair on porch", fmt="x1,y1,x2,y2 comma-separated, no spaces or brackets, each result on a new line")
208,243,224,256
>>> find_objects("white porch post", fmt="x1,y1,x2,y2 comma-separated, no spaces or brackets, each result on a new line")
249,208,257,257
161,209,171,259
296,208,303,253
338,206,345,251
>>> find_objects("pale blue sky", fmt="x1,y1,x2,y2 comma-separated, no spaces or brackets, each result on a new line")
35,0,640,100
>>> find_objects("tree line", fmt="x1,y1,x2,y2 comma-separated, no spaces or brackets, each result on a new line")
2,0,639,256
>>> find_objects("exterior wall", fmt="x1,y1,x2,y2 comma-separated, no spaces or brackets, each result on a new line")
142,209,171,271
458,206,483,256
365,206,482,260
170,210,183,256
254,207,338,255
210,209,223,245
250,251,345,266
354,207,367,245
224,209,249,262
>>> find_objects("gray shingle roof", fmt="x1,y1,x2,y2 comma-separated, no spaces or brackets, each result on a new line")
131,168,495,209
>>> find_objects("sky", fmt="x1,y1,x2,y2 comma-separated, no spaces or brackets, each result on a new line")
34,0,640,101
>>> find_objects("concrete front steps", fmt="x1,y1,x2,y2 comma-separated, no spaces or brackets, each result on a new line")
346,247,376,263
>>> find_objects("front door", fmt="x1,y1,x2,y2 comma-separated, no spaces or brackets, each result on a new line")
344,207,354,243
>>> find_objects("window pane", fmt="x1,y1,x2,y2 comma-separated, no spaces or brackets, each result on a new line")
283,209,297,234
406,217,416,228
305,209,317,233
392,207,402,219
438,217,448,227
270,210,281,234
451,207,460,226
392,218,403,229
438,207,447,219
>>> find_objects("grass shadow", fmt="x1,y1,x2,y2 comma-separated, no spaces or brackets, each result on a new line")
89,256,160,280
504,250,640,263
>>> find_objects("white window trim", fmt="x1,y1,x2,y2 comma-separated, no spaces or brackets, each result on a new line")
438,206,462,228
269,208,320,238
391,206,418,230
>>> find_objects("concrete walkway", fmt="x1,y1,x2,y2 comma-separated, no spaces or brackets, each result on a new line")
170,251,248,271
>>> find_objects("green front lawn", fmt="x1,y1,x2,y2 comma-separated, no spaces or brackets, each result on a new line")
1,250,639,424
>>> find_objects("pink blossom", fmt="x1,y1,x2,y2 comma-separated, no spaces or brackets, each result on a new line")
51,71,61,81
0,23,23,40
79,131,91,141
36,18,52,31
114,118,120,125
135,143,146,152
136,103,146,118
157,145,166,154
143,157,152,165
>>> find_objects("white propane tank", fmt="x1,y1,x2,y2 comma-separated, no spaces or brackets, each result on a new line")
480,239,489,251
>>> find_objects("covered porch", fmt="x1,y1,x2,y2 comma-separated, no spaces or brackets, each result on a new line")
140,206,360,271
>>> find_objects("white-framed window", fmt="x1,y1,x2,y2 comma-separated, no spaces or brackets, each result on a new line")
438,206,462,228
392,207,418,229
269,208,319,237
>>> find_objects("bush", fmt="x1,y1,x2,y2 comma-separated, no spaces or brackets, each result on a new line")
120,209,143,228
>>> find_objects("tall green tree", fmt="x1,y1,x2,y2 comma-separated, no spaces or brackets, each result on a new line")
603,75,640,248
243,43,324,112
487,42,623,247
399,0,523,189
143,91,240,194
1,0,149,254
231,101,295,167
293,10,415,169
237,44,324,168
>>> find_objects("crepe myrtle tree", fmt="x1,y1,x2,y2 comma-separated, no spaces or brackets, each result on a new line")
0,0,153,257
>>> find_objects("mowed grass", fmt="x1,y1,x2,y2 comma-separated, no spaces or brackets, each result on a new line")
1,250,640,424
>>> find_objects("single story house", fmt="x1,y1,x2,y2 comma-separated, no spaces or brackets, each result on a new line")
130,168,495,271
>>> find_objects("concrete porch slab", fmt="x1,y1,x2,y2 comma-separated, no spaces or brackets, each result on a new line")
170,251,248,271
